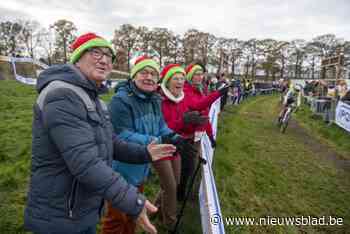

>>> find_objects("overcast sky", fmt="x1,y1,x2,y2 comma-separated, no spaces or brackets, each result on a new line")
1,0,349,41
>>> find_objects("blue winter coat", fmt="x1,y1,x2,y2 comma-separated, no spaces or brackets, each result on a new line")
109,80,173,186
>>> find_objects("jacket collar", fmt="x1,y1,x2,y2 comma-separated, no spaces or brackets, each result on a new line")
160,83,184,103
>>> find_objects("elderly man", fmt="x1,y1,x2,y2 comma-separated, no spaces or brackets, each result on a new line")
24,33,176,234
101,56,198,233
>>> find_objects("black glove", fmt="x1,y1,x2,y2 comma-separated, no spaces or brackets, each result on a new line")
161,134,198,157
176,138,198,158
160,132,178,144
209,136,216,148
183,111,209,125
218,83,233,96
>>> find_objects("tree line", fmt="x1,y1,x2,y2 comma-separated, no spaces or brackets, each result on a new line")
1,19,349,79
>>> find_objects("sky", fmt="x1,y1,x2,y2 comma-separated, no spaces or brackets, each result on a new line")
1,0,349,41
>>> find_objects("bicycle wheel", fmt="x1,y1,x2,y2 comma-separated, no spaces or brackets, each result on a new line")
280,112,291,133
276,116,282,127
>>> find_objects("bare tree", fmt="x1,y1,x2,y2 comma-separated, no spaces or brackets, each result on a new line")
149,27,173,66
37,28,55,65
183,29,200,64
0,20,26,56
112,24,138,71
51,19,77,63
19,20,42,59
168,34,184,64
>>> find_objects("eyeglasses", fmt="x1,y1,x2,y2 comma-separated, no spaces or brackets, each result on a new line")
172,76,185,82
87,48,114,63
139,69,159,79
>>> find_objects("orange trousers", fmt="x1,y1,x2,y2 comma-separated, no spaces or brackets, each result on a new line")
100,186,144,234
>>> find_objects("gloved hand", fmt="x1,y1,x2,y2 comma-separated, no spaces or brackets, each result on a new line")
176,137,198,158
183,111,209,125
218,83,234,96
161,133,198,158
209,135,216,148
160,132,178,145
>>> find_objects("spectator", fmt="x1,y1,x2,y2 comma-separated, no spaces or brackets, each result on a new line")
216,73,229,110
185,64,216,148
182,64,231,199
159,64,228,223
24,33,176,234
208,77,218,92
101,56,195,233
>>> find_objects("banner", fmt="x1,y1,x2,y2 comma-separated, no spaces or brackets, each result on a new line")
335,101,350,133
199,98,226,234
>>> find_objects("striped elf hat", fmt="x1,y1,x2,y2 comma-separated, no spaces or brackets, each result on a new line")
185,64,203,81
130,56,160,79
160,64,185,86
69,33,116,64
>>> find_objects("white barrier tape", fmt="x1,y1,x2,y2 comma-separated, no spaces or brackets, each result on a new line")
14,75,37,85
199,99,225,234
5,56,49,85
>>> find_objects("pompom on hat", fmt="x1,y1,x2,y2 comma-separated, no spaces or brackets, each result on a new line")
185,64,204,81
130,56,160,79
69,32,115,64
160,64,185,86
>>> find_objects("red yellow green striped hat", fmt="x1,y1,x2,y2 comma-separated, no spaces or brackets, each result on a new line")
185,64,203,81
69,33,115,64
130,56,160,79
160,64,185,85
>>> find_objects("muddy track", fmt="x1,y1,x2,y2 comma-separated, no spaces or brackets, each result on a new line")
287,119,350,172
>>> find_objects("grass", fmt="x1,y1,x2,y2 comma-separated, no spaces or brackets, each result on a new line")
0,81,36,234
0,81,199,234
1,81,349,234
214,95,350,233
294,102,350,159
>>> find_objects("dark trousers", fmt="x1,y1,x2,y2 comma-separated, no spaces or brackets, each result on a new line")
178,142,202,201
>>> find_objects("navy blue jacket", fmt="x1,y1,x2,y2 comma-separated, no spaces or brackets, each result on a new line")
24,65,150,234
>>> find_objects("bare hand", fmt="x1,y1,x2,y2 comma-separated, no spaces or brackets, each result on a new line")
147,141,176,161
136,200,158,234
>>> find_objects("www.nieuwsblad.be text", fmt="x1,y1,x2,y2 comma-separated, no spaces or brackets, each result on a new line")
210,214,344,226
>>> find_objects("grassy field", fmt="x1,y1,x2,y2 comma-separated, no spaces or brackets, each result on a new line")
0,81,35,234
294,103,350,159
215,95,350,233
1,80,349,234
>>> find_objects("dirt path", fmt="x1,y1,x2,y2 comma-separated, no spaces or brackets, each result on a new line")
287,119,350,172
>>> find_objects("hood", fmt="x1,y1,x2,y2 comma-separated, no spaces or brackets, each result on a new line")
115,79,160,101
36,64,108,96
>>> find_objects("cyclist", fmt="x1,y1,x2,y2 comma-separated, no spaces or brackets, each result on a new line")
278,85,302,122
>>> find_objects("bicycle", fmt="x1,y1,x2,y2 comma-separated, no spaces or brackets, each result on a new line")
278,102,297,133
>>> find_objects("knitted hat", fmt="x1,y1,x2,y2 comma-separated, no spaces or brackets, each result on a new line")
130,56,160,79
185,64,203,81
70,33,115,64
160,64,185,86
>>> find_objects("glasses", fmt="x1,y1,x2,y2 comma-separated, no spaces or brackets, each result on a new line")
87,48,114,63
139,69,159,79
172,76,185,82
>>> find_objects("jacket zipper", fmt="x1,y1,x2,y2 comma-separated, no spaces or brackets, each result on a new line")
68,179,78,218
